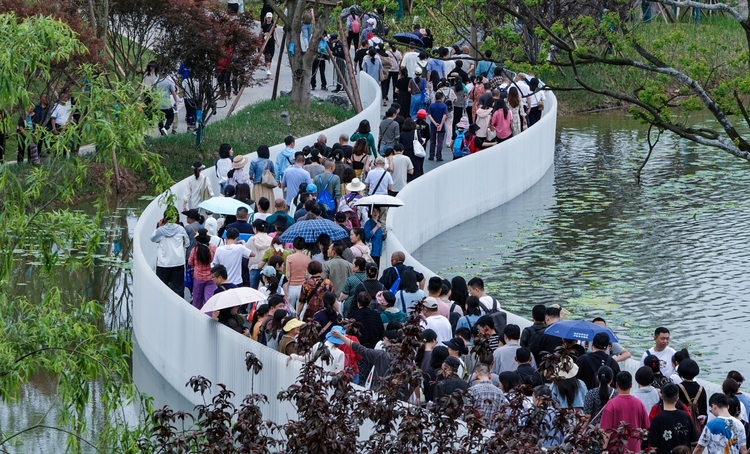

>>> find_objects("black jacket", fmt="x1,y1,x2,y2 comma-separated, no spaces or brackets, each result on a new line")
576,351,621,391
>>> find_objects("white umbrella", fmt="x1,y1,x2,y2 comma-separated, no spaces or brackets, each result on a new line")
353,194,405,207
198,197,253,215
202,287,267,313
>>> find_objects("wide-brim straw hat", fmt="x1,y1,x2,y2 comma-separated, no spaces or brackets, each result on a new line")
232,155,248,169
346,178,366,193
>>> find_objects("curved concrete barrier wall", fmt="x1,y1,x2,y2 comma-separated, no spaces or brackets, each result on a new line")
132,74,382,418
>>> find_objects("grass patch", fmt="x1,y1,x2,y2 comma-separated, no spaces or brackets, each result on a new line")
541,15,747,113
147,96,354,181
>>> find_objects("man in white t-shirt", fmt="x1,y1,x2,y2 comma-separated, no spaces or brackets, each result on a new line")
50,92,74,134
467,276,499,314
421,297,452,344
400,46,420,78
514,73,531,108
364,156,393,195
640,327,677,378
388,144,413,195
210,228,252,286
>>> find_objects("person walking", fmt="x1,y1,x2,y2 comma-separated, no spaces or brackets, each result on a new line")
182,160,214,212
151,206,190,296
600,371,651,453
427,92,448,161
249,145,276,203
188,229,217,309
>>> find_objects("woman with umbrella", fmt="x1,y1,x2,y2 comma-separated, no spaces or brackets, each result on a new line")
216,305,250,336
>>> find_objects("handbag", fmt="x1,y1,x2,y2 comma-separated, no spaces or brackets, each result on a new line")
261,160,276,188
199,179,212,202
184,265,194,289
379,66,388,82
413,138,426,158
536,93,544,111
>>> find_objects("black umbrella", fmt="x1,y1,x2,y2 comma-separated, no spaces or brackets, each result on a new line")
392,32,424,47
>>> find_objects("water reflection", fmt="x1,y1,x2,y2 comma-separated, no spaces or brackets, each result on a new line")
1,199,146,452
413,112,750,381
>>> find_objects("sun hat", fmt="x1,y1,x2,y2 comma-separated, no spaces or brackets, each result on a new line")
261,265,277,277
416,109,427,120
192,160,205,170
346,178,366,192
555,358,579,380
456,116,470,130
283,318,305,332
232,155,248,169
326,325,345,345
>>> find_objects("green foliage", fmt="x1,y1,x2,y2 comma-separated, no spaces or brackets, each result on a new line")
0,12,172,452
146,96,354,182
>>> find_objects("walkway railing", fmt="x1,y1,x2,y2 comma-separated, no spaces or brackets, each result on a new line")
132,74,382,420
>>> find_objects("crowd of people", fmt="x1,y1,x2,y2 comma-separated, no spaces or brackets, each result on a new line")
152,160,749,452
144,12,749,453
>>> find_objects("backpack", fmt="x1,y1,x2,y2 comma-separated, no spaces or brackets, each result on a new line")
449,302,461,333
389,266,401,294
317,40,328,55
521,324,545,348
351,16,360,34
477,297,507,336
453,130,470,158
316,173,336,211
678,383,705,434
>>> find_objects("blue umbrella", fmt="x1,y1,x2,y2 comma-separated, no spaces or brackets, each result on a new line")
392,32,424,47
278,218,349,243
544,320,619,343
198,197,253,215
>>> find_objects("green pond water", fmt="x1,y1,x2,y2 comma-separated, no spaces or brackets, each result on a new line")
413,111,750,382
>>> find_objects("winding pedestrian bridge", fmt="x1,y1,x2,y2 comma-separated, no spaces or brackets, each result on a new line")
132,73,720,425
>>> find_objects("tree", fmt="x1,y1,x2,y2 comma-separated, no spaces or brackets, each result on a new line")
155,1,264,136
265,0,338,106
472,0,750,163
0,13,172,452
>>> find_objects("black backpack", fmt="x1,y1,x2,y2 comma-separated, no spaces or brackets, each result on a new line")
521,324,546,348
477,297,507,336
449,302,461,333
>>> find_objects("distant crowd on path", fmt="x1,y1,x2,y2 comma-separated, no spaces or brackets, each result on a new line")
0,90,81,165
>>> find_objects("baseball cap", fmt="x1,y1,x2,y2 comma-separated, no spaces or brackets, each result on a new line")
306,183,318,194
422,297,438,310
422,329,437,343
444,356,461,371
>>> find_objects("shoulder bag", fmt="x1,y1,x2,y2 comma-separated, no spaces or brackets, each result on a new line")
413,131,426,158
261,160,276,188
199,176,212,202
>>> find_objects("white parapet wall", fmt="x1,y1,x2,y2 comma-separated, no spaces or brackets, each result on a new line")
132,74,382,420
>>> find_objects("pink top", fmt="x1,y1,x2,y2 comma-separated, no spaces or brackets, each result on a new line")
600,394,650,453
490,109,513,140
286,252,311,286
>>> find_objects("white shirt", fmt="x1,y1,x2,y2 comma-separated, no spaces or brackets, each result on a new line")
211,243,251,285
422,315,452,344
514,80,531,107
390,155,413,192
478,295,499,314
364,167,393,195
640,346,677,378
51,101,72,126
401,51,420,78
443,59,456,77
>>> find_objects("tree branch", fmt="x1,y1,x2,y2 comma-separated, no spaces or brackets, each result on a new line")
652,0,744,22
733,90,750,130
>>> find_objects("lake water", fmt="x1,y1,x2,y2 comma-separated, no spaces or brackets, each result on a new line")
413,111,750,382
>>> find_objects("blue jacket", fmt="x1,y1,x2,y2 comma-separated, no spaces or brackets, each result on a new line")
275,148,296,182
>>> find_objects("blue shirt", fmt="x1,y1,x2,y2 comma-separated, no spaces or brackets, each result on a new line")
426,58,445,79
275,148,296,182
475,60,496,78
281,165,312,205
427,102,448,128
363,218,383,257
